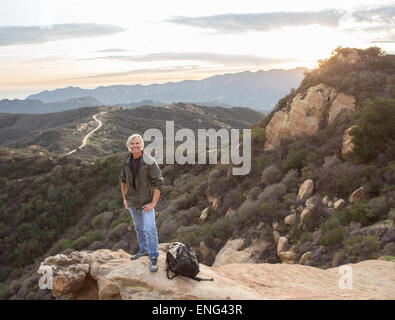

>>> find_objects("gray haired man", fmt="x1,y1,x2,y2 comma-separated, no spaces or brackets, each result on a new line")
120,134,164,272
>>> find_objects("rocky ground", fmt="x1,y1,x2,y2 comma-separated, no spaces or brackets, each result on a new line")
37,245,395,300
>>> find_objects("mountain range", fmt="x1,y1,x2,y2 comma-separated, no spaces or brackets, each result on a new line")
0,67,307,114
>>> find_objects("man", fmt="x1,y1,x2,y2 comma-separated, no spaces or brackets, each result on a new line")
119,134,164,272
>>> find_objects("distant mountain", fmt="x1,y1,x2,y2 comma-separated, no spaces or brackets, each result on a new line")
27,68,308,112
0,96,102,114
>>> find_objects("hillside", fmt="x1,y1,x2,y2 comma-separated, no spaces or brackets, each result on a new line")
0,47,394,300
0,103,263,159
26,68,307,112
0,97,102,114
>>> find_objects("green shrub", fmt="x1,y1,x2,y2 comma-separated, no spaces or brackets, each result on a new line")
60,239,76,251
282,149,309,172
261,165,283,185
237,199,260,225
257,183,287,203
319,217,346,249
367,196,389,219
351,98,395,162
343,234,380,262
86,230,104,243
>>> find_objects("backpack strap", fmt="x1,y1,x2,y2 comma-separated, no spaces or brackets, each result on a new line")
192,276,214,282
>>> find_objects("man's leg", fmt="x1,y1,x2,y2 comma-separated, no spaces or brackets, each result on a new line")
128,207,148,255
142,208,159,264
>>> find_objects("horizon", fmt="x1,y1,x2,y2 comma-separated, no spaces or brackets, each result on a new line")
1,0,394,99
2,66,309,101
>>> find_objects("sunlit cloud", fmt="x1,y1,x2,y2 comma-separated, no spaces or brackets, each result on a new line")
80,52,290,66
167,10,345,33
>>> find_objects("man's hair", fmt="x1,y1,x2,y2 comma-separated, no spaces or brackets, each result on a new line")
126,134,144,152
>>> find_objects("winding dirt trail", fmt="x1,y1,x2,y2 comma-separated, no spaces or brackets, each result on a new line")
66,111,107,155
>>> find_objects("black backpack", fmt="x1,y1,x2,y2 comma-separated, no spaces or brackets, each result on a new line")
166,242,214,282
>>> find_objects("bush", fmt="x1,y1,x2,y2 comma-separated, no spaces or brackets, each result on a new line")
87,230,104,243
367,196,389,219
281,169,299,192
248,186,261,200
257,183,287,203
237,199,260,225
261,165,283,185
60,239,76,251
319,216,346,249
351,98,395,162
282,149,309,172
343,234,380,262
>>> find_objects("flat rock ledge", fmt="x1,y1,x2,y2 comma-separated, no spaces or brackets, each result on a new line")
37,248,395,300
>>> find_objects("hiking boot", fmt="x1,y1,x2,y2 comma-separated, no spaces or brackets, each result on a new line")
149,258,158,272
130,251,148,260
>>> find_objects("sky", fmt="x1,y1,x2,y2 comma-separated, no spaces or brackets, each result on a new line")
1,0,395,99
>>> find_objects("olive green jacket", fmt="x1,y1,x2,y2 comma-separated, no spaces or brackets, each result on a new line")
119,150,164,209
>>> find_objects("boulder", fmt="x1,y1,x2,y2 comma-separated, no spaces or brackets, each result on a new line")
284,213,297,225
213,239,267,267
334,199,346,211
273,231,281,244
300,206,314,224
322,196,330,206
277,237,289,256
278,251,295,264
349,187,367,203
199,207,210,223
297,179,315,202
299,251,312,265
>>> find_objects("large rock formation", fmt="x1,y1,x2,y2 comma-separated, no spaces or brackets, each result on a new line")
37,248,395,300
264,83,356,150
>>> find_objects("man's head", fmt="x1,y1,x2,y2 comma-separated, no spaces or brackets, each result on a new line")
126,134,144,153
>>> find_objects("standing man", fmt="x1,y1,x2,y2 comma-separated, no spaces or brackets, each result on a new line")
120,134,164,272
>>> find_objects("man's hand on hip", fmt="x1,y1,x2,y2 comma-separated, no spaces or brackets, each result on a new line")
142,202,155,213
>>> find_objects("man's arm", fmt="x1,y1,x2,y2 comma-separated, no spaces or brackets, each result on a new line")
120,164,128,209
121,182,128,209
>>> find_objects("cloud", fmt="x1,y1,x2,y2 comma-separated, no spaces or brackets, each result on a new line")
167,10,345,33
94,48,129,53
70,66,201,79
0,23,125,46
352,6,395,24
80,52,289,66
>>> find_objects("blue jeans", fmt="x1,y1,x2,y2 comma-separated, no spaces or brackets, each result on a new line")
128,207,159,261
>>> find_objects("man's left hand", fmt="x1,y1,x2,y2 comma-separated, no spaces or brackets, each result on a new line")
142,202,156,213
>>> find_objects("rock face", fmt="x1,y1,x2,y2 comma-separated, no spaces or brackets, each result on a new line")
37,248,395,300
213,239,264,267
342,126,357,160
264,83,356,150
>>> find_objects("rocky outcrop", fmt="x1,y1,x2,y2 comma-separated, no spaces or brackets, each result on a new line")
341,126,357,160
37,248,395,300
212,239,264,267
264,83,356,150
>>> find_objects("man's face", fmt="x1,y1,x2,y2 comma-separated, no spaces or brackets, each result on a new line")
130,137,142,153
